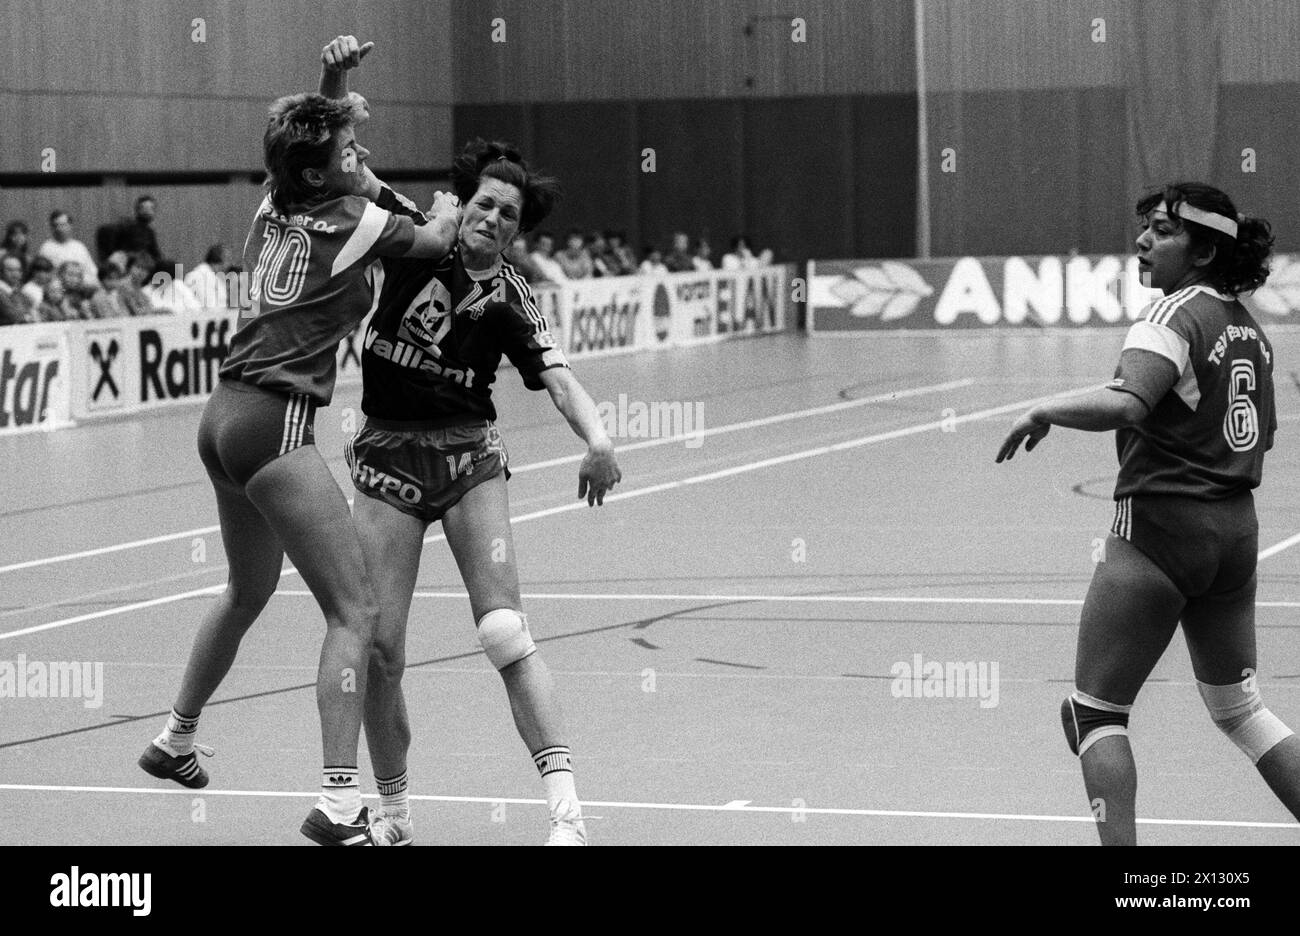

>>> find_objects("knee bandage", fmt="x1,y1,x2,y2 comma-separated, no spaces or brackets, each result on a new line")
1198,680,1294,764
1061,690,1132,757
477,608,537,670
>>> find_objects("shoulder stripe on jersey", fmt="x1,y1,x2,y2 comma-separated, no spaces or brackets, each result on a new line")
332,202,391,277
1146,286,1196,327
501,264,544,327
362,260,384,321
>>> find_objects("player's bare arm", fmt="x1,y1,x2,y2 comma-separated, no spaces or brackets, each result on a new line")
402,191,460,258
996,389,1149,462
539,367,622,506
319,35,373,98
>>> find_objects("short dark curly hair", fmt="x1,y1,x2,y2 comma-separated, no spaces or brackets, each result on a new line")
1136,181,1274,296
450,139,561,234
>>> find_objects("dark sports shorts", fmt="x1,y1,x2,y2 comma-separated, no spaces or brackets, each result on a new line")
346,419,509,523
198,379,317,487
1110,491,1257,597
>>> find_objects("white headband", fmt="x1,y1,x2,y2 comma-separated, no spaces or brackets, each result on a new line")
1157,200,1238,239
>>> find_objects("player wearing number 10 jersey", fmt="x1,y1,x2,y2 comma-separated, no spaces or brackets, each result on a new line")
138,39,463,846
998,182,1300,845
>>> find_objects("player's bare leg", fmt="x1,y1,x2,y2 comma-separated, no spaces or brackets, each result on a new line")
1183,578,1300,819
246,446,378,837
355,493,426,844
442,473,585,844
1073,536,1183,846
140,480,285,788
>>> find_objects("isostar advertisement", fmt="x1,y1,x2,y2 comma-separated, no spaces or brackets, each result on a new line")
0,323,73,435
808,253,1300,331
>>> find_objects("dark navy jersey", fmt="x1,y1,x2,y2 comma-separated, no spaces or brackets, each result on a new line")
1109,284,1276,500
360,244,569,425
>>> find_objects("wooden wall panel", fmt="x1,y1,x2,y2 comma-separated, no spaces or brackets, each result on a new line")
452,0,916,103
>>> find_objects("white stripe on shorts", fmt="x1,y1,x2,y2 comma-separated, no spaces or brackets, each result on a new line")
280,394,306,455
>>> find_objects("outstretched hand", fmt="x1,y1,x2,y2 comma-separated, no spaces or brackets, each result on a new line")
322,35,374,71
996,411,1051,463
578,445,622,506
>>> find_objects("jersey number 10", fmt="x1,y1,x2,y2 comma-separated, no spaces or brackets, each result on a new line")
248,224,312,315
1224,359,1259,453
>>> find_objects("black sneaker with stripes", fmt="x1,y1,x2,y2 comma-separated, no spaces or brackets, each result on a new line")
300,806,375,846
138,742,210,789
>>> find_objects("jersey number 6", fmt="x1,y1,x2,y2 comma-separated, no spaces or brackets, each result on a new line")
1224,358,1259,453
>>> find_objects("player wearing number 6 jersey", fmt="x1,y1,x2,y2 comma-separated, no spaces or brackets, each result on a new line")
138,36,460,845
997,182,1300,845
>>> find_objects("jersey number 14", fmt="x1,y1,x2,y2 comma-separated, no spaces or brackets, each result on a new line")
1224,359,1259,452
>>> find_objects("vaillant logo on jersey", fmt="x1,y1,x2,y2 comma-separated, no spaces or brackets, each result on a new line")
364,327,476,387
398,279,453,348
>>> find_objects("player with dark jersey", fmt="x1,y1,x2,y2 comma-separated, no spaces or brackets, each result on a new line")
137,37,461,845
342,139,621,846
998,182,1300,845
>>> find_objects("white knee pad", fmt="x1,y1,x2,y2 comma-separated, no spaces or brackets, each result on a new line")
1198,679,1294,764
477,608,537,671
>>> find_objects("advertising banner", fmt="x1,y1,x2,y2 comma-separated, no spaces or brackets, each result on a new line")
0,323,72,435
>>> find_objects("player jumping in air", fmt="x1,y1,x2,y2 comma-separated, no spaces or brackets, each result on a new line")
334,136,621,846
138,36,461,845
997,182,1300,844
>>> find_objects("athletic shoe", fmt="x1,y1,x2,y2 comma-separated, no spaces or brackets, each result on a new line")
544,800,587,846
301,805,375,846
138,742,213,789
370,812,414,846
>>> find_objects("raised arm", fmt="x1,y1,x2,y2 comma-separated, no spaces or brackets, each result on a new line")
319,34,373,99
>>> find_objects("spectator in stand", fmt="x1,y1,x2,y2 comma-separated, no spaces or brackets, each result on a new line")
638,245,669,276
504,235,545,285
556,228,593,279
691,238,714,271
528,230,567,284
96,194,161,264
586,231,612,277
58,261,94,319
35,277,77,322
721,234,762,270
39,211,100,289
184,244,233,309
1,253,35,324
145,257,202,315
89,265,132,319
3,222,33,278
117,254,154,317
605,230,636,276
22,256,56,306
663,231,694,272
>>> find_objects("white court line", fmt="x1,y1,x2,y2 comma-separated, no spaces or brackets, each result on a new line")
1258,531,1300,562
0,379,971,577
278,590,1300,609
0,783,1293,830
0,381,1160,643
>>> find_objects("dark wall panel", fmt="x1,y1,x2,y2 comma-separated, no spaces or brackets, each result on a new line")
635,100,745,254
1213,83,1300,254
530,102,640,241
743,97,855,263
927,88,1128,257
852,94,918,259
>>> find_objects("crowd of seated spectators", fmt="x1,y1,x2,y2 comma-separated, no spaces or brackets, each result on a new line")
5,195,779,325
2,196,245,326
520,228,775,286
